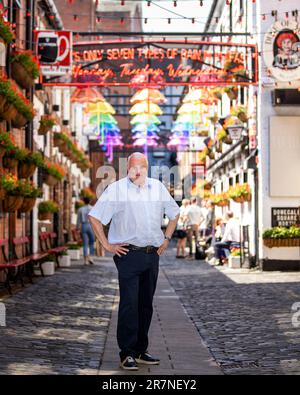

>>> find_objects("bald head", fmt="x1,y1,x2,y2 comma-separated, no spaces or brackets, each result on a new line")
127,152,148,186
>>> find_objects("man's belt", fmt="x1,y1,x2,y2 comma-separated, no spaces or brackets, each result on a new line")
127,244,159,254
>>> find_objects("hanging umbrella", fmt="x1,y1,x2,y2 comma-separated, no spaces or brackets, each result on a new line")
129,101,163,116
89,113,118,125
176,113,202,124
130,114,161,125
183,89,202,103
132,124,160,133
130,88,167,104
177,102,201,115
71,87,105,103
85,101,116,115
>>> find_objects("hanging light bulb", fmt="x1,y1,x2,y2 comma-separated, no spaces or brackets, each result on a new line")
192,18,195,24
96,16,101,23
200,0,203,6
173,1,177,6
147,1,151,6
168,18,171,24
144,18,148,24
120,0,125,5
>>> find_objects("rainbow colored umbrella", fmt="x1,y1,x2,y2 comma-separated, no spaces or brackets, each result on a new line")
129,101,163,116
71,87,105,103
130,88,166,104
130,114,161,125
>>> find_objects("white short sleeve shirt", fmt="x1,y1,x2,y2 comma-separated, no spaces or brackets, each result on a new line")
88,177,180,247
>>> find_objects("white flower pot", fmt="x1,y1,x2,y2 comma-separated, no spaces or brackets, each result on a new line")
228,256,241,269
59,255,71,267
41,261,55,276
68,249,81,260
80,247,83,257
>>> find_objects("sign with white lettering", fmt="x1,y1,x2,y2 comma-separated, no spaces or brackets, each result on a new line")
271,207,300,227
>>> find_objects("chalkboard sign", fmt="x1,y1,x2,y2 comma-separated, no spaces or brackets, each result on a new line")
271,207,300,227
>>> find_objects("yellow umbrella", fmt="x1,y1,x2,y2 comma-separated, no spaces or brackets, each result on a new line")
183,89,202,103
85,101,116,115
129,101,163,115
130,88,166,104
177,102,201,115
71,87,105,103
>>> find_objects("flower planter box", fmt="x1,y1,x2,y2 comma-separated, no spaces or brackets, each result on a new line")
68,249,81,261
58,255,71,267
237,113,248,123
38,212,52,221
19,197,36,213
263,238,300,248
44,174,59,187
3,196,24,212
228,256,241,269
18,162,36,179
11,61,33,91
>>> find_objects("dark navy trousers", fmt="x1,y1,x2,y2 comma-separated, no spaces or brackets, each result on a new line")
113,250,159,360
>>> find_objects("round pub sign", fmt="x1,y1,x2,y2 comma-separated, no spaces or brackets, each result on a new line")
263,19,300,82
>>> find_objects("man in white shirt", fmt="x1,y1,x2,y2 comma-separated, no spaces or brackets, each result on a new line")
185,197,204,256
88,153,179,371
214,211,240,265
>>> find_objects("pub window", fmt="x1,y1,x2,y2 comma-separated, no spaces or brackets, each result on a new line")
229,177,234,186
236,174,240,184
244,172,248,183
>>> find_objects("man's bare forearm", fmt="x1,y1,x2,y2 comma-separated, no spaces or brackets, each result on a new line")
89,216,109,249
165,214,179,239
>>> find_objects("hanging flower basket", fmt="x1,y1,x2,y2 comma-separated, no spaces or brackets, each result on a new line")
12,113,28,128
18,162,36,179
0,94,6,113
3,195,24,212
0,146,5,159
2,103,18,122
19,197,36,213
3,157,18,169
0,186,6,200
44,174,59,186
237,112,249,123
38,115,57,135
233,196,245,203
11,61,33,90
223,135,233,145
217,200,230,207
38,212,52,221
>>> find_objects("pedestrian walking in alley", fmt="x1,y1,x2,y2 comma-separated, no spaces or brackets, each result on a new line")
214,211,240,265
186,197,203,258
88,152,179,371
77,197,96,265
176,198,190,258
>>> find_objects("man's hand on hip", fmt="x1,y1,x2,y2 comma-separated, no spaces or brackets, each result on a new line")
157,239,169,256
105,243,129,257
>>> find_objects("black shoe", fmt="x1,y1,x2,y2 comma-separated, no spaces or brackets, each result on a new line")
136,352,160,365
120,356,139,371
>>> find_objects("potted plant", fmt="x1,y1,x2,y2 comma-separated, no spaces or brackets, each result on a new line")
228,183,252,204
0,14,14,45
0,130,16,159
0,169,13,200
38,115,57,135
2,178,27,212
231,106,249,123
75,200,85,212
212,192,230,207
67,243,81,261
58,251,71,267
18,150,44,179
224,86,238,101
263,226,300,248
11,50,40,90
34,254,56,276
38,200,59,221
3,146,26,169
42,161,66,186
19,182,42,213
80,187,96,201
228,248,241,269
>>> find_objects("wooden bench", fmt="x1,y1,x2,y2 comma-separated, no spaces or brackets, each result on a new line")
39,232,68,268
0,239,31,294
13,236,49,278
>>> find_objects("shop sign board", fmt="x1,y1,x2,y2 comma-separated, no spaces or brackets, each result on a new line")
271,207,300,227
264,20,300,82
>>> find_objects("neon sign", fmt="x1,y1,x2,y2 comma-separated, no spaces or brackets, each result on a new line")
42,39,258,87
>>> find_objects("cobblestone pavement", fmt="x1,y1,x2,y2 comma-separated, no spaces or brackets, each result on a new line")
0,258,118,375
161,251,300,375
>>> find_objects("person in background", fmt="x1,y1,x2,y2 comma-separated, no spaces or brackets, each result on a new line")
199,200,208,239
176,198,190,258
77,196,95,265
214,217,224,242
186,197,203,258
214,211,240,265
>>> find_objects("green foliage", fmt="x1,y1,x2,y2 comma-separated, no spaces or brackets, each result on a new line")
263,226,300,239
